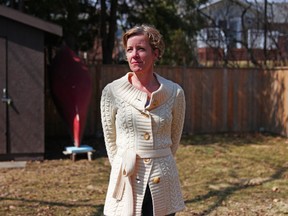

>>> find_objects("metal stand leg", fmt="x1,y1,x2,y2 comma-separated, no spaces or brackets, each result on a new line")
71,153,76,162
87,152,93,161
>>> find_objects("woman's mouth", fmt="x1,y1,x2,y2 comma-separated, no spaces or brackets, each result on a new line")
131,59,145,65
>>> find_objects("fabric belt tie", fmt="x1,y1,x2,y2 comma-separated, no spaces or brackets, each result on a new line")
112,147,172,216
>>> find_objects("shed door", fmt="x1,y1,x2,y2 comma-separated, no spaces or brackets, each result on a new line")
0,37,7,153
8,37,44,155
0,34,44,158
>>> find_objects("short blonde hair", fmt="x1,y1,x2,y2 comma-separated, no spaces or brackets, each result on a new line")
122,24,165,60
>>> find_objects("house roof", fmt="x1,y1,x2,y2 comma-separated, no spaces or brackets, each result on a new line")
199,0,220,8
0,5,62,36
198,0,252,10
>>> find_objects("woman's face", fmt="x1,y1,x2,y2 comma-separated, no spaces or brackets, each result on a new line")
126,34,158,74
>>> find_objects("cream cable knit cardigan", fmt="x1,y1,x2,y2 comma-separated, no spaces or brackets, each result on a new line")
100,72,186,216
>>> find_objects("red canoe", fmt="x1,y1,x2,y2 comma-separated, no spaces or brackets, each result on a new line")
49,45,92,147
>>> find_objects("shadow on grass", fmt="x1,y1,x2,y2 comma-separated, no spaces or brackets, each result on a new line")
0,196,104,215
185,165,288,216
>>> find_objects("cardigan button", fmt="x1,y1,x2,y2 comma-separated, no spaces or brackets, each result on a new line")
143,132,150,140
152,177,160,184
152,99,158,107
143,158,151,164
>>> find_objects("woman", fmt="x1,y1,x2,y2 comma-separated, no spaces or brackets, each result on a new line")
100,24,186,216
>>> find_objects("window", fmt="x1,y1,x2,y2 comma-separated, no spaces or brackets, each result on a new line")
197,27,226,49
248,29,279,49
228,18,242,48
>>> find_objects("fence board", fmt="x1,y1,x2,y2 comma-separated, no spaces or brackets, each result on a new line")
213,70,224,131
191,69,203,133
226,70,235,131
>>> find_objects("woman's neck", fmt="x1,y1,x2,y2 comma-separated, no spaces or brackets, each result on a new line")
129,72,160,98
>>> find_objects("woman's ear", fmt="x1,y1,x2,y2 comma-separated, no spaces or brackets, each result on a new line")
153,48,159,61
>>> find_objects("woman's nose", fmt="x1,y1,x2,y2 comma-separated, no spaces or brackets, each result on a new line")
131,49,139,57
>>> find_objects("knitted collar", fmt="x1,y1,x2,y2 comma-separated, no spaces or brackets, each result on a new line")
112,72,174,110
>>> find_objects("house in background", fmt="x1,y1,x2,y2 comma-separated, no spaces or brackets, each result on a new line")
0,5,62,161
197,0,288,64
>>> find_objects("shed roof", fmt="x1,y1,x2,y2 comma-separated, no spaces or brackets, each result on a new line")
0,5,62,36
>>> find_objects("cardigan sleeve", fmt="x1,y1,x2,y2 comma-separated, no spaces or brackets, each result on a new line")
170,85,186,156
100,85,117,164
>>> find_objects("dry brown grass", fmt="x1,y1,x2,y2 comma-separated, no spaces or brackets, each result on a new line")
1,133,288,216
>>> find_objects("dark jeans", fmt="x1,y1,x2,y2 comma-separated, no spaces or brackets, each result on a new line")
141,186,175,216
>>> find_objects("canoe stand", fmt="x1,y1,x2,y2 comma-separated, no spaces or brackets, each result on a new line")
63,145,95,161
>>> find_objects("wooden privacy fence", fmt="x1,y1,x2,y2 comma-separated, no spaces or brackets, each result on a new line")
45,65,288,139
